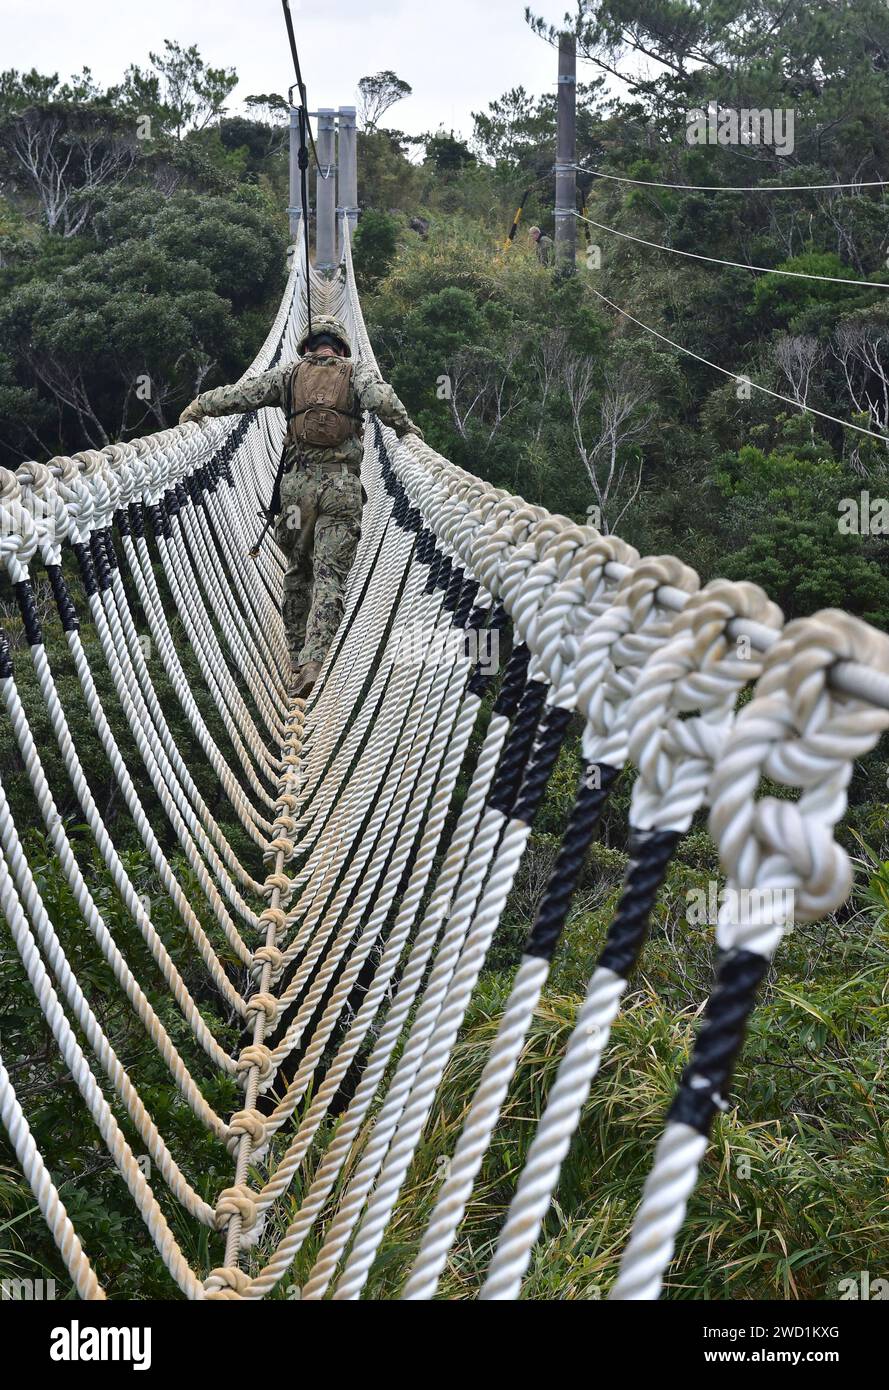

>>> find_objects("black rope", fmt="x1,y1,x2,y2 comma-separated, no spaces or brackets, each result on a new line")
486,678,549,816
511,703,573,825
467,602,509,698
281,0,306,96
72,541,98,598
491,642,531,721
100,527,120,574
281,0,315,333
14,580,43,647
667,947,770,1135
443,564,465,613
598,826,682,979
89,533,113,594
46,564,80,634
281,0,328,185
424,546,444,593
298,103,313,334
0,625,12,679
452,577,480,629
525,762,620,960
248,10,319,560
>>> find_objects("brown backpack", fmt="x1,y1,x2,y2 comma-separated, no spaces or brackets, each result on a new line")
286,359,360,449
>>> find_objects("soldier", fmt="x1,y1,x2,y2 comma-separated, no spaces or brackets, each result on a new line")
529,225,554,267
179,315,422,696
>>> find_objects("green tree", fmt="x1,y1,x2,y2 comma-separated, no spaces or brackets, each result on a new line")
146,40,237,141
357,71,412,132
0,97,139,237
352,210,399,291
424,132,475,173
0,186,284,458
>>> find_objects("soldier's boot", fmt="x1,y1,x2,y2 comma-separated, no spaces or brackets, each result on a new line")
294,660,322,698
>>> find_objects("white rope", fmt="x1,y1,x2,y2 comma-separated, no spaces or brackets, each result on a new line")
582,285,889,445
573,208,889,289
575,163,888,192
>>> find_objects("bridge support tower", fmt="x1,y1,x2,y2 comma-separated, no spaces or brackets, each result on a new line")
554,32,577,275
338,106,359,257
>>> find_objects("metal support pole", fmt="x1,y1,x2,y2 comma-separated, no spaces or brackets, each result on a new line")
315,107,337,270
337,105,359,257
554,32,577,275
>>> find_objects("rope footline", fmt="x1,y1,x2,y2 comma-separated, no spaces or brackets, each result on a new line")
0,220,887,1301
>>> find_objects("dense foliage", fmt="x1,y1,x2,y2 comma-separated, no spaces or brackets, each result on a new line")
0,50,289,457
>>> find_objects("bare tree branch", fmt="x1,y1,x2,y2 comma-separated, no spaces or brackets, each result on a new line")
562,350,654,531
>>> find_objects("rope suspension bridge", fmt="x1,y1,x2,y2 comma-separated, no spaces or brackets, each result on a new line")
2,203,889,1300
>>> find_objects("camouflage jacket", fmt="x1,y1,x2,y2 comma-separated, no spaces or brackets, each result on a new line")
196,352,421,469
536,234,554,267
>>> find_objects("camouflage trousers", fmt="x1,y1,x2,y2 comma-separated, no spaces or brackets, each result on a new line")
275,463,363,667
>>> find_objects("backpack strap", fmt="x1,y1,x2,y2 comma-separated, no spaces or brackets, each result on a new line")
285,361,302,424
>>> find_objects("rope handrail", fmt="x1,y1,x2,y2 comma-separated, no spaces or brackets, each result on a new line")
575,163,888,193
0,214,887,1304
573,208,889,290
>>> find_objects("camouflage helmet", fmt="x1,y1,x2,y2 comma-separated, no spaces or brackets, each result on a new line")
298,315,352,356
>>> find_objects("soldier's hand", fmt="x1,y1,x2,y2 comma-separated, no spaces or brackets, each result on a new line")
179,400,206,426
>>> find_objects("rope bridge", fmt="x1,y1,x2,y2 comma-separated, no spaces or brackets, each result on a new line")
1,222,888,1301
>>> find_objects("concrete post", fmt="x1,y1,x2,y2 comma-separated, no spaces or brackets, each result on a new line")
315,108,337,270
337,105,359,256
554,32,577,274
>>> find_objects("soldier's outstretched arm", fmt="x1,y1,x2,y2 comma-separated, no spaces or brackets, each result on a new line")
179,365,292,425
352,362,424,440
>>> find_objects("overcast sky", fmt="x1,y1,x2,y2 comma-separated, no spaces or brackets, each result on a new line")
3,0,576,141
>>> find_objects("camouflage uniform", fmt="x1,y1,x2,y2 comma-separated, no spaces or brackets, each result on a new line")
191,316,421,667
535,233,554,267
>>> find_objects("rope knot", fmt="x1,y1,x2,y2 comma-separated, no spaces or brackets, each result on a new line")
470,504,547,596
709,609,889,958
215,1184,259,1232
626,579,784,831
533,534,639,697
258,905,287,931
262,873,292,899
245,991,279,1023
264,835,295,862
203,1266,252,1299
0,484,39,580
15,463,71,560
251,945,285,982
236,1043,275,1088
226,1108,268,1155
575,554,699,769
